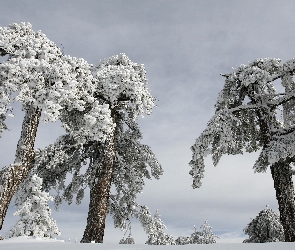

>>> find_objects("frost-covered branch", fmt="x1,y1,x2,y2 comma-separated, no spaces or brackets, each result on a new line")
191,57,295,241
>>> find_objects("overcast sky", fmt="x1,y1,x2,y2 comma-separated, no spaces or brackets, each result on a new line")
1,0,295,244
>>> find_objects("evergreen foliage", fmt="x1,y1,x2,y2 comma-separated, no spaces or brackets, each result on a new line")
31,53,162,242
0,22,161,242
175,236,191,245
139,209,175,245
5,174,60,239
119,219,135,244
119,236,135,244
0,22,114,231
190,58,295,241
243,206,285,243
198,220,219,244
175,221,218,245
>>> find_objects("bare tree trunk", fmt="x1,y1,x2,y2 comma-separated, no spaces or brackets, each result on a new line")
0,106,41,230
270,161,295,242
81,125,115,243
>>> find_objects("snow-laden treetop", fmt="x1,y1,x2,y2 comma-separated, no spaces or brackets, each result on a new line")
190,58,295,188
93,53,155,116
0,22,155,143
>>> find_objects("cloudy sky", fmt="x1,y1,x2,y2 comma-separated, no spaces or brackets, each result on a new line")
1,0,295,244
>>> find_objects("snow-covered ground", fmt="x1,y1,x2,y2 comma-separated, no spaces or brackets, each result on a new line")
0,237,294,250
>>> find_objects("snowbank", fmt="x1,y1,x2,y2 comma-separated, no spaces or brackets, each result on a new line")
0,237,295,250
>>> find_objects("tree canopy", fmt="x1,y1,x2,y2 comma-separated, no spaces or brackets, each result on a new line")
190,58,295,187
0,23,162,243
190,58,295,241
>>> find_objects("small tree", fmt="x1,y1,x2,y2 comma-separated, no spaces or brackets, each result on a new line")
176,222,217,245
243,206,285,243
140,209,175,245
119,220,135,244
189,225,201,244
175,236,191,245
176,226,199,245
198,220,218,244
119,235,135,244
5,174,60,238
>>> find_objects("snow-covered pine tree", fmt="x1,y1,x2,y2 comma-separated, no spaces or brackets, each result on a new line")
190,58,295,241
140,209,175,245
175,236,191,245
190,225,201,244
175,222,217,245
198,220,218,244
0,22,113,230
176,225,199,245
5,174,60,238
243,206,285,243
119,220,135,244
32,54,162,243
119,235,135,244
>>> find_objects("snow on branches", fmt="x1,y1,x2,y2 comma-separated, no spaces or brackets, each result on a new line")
198,220,219,244
0,22,113,142
6,174,60,239
190,58,295,188
139,208,175,245
0,22,161,242
92,53,155,117
175,221,218,245
243,206,284,243
24,50,161,241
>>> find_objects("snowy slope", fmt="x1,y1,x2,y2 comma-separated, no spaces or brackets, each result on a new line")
0,237,294,250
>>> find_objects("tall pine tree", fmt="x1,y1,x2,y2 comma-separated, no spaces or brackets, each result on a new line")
33,54,162,243
0,22,113,231
190,58,295,241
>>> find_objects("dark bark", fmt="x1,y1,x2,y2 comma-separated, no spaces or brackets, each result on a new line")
270,161,295,242
0,106,41,230
81,121,115,243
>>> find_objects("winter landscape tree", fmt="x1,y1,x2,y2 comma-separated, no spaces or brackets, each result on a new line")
30,53,163,243
175,221,217,245
190,225,201,244
190,58,295,241
0,22,114,231
175,236,192,245
198,220,219,244
5,174,60,239
243,206,285,243
139,209,175,245
119,220,135,244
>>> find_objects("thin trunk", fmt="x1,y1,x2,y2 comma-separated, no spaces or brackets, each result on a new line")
81,122,115,243
270,161,295,242
0,106,41,230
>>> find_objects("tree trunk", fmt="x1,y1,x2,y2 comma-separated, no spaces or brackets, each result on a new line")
81,126,115,243
255,107,295,241
270,161,295,242
0,106,41,230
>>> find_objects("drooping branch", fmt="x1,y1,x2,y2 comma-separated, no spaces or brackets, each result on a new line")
192,57,295,241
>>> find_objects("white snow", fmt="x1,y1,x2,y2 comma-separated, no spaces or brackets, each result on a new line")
0,237,294,250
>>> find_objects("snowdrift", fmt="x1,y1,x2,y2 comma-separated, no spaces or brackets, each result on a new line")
0,237,295,250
